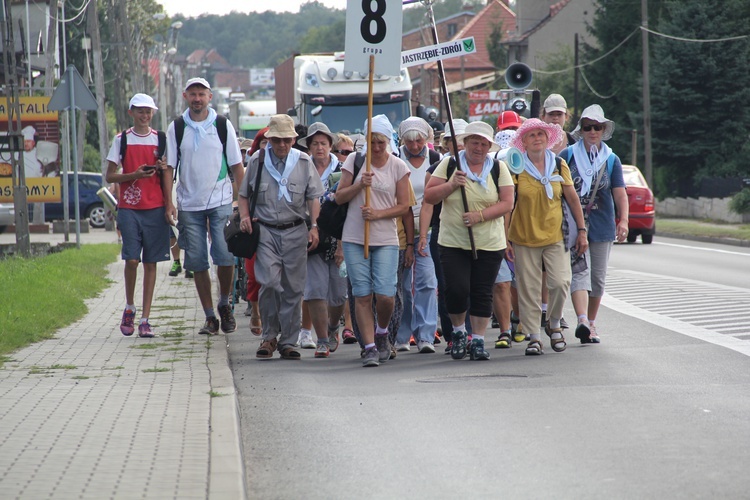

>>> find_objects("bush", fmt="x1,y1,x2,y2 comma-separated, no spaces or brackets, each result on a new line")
729,188,750,214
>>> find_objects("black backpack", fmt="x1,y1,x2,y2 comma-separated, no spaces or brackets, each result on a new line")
173,114,229,182
316,153,367,240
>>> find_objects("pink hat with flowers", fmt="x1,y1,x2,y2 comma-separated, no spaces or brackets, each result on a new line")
511,118,564,153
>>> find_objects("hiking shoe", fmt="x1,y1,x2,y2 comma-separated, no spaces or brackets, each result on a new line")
469,338,490,361
394,342,411,352
328,327,340,352
342,328,357,344
120,308,136,336
374,334,391,363
444,341,453,355
138,322,154,338
491,314,500,329
244,303,253,317
185,270,194,279
541,311,547,328
409,335,417,346
199,316,220,335
298,331,316,349
362,346,380,367
451,329,468,360
434,331,442,345
417,341,435,353
575,319,592,343
168,261,182,277
560,317,569,329
315,342,330,358
589,324,601,344
495,332,512,349
218,304,236,333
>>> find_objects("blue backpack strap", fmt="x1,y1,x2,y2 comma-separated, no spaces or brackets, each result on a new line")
606,153,617,177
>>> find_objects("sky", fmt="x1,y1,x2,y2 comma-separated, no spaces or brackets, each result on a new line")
156,0,348,18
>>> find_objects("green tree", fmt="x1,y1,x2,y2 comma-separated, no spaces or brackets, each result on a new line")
298,19,346,53
650,0,750,196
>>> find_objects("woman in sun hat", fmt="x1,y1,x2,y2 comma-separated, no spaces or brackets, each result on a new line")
424,120,515,361
507,118,588,356
562,104,628,344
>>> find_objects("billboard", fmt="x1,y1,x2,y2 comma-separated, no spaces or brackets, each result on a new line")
468,90,509,122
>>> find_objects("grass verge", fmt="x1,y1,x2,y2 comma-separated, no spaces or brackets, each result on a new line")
0,244,119,366
657,218,750,241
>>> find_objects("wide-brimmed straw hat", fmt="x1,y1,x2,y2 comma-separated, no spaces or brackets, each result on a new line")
571,104,615,141
265,114,298,139
511,118,564,153
456,121,500,152
298,122,336,148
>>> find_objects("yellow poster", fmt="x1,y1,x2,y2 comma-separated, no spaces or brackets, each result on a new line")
0,177,61,203
0,97,59,121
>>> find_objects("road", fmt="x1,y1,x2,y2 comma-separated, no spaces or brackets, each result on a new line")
228,236,750,499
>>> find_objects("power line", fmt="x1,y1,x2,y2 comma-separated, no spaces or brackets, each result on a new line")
641,26,749,43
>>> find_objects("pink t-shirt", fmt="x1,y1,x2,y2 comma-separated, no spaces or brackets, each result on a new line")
341,153,410,246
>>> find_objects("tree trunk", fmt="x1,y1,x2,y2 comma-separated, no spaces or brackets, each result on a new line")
87,0,109,177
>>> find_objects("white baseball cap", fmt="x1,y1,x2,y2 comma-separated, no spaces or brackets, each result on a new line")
129,93,158,110
543,94,568,114
184,77,211,91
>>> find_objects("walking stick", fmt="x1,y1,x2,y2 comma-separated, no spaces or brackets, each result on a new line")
423,0,477,259
364,55,375,259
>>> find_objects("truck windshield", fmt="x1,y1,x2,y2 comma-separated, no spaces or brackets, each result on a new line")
306,101,411,134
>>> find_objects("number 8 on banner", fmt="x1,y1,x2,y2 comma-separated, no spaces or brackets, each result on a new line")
345,0,403,76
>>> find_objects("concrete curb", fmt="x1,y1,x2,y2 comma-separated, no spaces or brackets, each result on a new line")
207,335,247,499
655,231,750,248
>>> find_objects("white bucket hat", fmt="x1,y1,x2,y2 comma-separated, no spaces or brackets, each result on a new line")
571,104,615,141
456,121,500,152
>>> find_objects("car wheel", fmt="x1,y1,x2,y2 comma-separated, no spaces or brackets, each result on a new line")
87,203,106,228
641,233,653,244
626,232,637,243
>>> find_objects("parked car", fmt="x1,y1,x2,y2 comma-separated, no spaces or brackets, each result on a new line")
0,202,15,233
31,172,106,228
621,164,655,244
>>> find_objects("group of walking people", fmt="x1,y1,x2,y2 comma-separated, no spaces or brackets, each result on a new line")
108,79,628,369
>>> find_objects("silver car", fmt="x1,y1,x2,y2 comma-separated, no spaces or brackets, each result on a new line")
0,202,15,233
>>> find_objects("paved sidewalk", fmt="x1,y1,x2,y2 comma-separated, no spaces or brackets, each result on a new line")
0,235,245,499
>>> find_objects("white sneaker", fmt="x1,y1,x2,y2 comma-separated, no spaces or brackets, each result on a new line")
298,330,316,349
417,341,436,353
394,342,411,352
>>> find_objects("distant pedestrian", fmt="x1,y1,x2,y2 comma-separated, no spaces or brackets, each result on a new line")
164,77,245,336
106,93,172,338
541,93,575,155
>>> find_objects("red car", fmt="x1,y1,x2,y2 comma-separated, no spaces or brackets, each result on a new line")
621,164,655,244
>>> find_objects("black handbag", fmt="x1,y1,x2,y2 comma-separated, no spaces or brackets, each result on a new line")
225,149,264,259
316,153,365,240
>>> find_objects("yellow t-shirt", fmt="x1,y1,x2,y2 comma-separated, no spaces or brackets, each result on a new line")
432,156,513,251
508,158,574,247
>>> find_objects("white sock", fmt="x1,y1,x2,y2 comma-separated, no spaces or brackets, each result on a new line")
452,323,466,332
472,334,484,341
126,304,136,311
140,317,148,324
541,303,548,313
375,325,388,336
549,317,561,329
300,328,311,337
578,314,589,323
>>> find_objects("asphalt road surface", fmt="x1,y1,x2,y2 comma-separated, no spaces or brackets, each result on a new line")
228,236,750,499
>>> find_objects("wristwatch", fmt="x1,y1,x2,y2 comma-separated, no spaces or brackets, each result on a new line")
311,224,318,228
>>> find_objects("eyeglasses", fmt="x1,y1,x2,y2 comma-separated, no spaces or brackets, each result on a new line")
582,124,604,132
270,137,294,144
334,149,354,156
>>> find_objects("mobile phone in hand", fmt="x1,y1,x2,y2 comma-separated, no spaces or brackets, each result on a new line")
143,165,157,172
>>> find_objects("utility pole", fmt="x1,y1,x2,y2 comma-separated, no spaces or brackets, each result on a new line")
87,0,108,178
641,0,653,186
573,33,579,125
1,0,31,256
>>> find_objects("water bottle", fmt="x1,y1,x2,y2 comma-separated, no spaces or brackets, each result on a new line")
338,261,347,278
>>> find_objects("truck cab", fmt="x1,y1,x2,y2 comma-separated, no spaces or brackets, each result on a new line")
276,52,412,134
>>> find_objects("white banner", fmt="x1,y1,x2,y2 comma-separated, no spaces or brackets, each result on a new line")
401,37,477,68
344,0,403,76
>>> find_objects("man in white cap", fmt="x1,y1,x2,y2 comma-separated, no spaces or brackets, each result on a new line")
238,114,324,360
21,125,42,179
106,93,172,338
164,77,245,336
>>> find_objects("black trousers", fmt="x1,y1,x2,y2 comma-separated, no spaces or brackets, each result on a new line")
438,245,504,319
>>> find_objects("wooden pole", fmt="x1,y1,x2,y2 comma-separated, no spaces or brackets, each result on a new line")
424,2,476,258
364,55,375,259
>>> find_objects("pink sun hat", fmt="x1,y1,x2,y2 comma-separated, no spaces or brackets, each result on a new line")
511,118,564,153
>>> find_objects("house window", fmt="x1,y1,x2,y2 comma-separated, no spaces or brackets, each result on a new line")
447,23,457,37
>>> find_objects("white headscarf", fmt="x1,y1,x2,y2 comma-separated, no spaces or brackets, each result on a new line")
362,114,398,154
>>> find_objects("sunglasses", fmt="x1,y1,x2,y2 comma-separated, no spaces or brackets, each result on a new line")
582,124,604,132
334,149,354,156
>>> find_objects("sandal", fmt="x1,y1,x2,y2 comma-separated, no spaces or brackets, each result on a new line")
279,346,301,360
525,340,544,356
545,323,567,352
250,315,262,336
256,338,277,359
342,328,357,344
512,323,527,343
495,332,512,349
